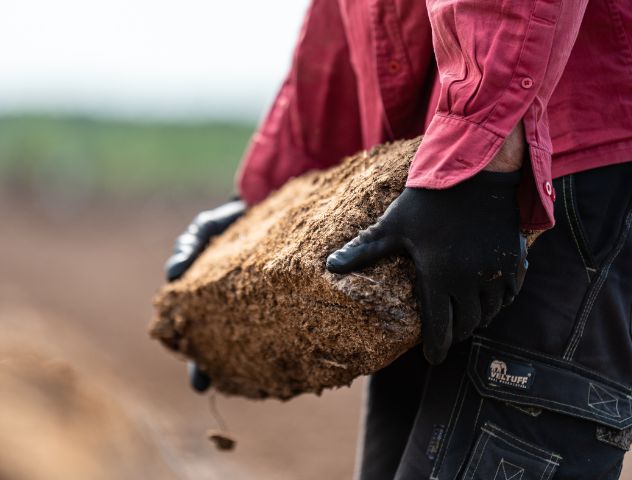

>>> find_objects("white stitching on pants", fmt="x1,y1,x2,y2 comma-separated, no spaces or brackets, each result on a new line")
569,176,596,273
564,207,632,360
540,460,550,480
473,338,632,391
483,425,562,463
430,371,469,479
563,176,592,282
495,459,525,480
468,433,491,479
539,451,558,480
587,382,622,418
463,432,490,480
462,423,560,480
563,265,611,360
454,398,485,477
471,343,632,425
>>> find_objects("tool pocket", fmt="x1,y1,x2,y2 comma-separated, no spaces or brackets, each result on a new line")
461,422,560,480
428,336,631,479
468,337,632,431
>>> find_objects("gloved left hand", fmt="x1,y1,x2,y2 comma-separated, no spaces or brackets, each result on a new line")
326,171,528,365
165,198,246,392
165,198,246,281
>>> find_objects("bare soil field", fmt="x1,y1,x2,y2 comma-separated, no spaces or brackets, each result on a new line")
0,194,629,479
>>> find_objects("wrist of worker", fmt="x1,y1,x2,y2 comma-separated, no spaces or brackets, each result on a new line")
483,121,526,173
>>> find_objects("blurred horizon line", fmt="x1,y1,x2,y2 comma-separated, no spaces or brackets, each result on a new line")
0,104,263,125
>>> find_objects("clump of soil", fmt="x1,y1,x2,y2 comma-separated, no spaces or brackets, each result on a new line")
151,138,422,400
151,136,541,400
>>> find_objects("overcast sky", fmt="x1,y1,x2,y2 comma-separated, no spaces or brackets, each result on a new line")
0,0,310,120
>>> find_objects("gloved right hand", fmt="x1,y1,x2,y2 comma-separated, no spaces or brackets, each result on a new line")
326,172,528,365
164,198,246,392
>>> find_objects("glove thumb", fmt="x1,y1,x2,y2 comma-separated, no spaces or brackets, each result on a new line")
326,226,398,274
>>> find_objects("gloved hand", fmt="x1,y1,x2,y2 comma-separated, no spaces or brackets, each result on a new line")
165,198,246,392
165,198,246,281
326,171,528,365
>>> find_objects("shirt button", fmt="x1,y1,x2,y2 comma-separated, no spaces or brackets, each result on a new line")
389,60,401,74
544,181,552,196
521,77,534,89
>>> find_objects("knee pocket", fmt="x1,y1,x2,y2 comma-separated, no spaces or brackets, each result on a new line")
461,422,560,480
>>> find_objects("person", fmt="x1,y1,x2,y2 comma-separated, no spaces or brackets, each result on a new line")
165,0,632,478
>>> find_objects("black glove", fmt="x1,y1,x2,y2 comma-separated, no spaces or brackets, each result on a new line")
187,361,212,392
165,198,246,282
165,198,246,392
326,171,528,365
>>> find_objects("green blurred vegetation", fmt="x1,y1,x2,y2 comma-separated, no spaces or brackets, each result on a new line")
0,114,255,197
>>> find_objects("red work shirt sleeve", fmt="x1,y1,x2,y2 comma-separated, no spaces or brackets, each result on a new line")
236,0,363,206
406,0,589,230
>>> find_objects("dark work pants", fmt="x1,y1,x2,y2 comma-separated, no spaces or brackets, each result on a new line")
355,162,632,480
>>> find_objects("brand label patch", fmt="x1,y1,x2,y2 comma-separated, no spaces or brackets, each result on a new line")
487,359,535,390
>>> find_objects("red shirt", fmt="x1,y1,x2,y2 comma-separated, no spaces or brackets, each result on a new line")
236,0,632,230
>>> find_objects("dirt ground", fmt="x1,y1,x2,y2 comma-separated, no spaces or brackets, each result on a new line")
0,193,630,479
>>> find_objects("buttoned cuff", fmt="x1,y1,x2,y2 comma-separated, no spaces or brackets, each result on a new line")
406,114,556,231
406,114,505,189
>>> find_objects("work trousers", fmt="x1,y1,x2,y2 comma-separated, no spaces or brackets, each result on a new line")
356,162,632,479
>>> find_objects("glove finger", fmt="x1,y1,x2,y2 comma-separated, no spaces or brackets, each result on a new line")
195,200,247,238
165,233,204,281
479,284,505,327
326,225,399,274
165,219,210,281
188,362,212,393
165,254,194,281
165,201,246,282
451,293,482,343
417,276,453,365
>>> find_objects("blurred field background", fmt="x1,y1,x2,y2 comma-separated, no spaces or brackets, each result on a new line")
0,1,365,478
0,113,362,480
1,1,630,479
0,115,252,199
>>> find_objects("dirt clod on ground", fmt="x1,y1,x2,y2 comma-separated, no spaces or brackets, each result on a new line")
151,137,422,400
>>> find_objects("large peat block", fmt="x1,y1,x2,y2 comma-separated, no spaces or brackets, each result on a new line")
151,138,425,399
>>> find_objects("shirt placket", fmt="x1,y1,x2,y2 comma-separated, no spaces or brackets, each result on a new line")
369,0,415,139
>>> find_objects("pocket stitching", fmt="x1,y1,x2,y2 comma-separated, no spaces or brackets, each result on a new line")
464,430,492,480
482,424,562,465
473,338,632,392
540,459,553,480
568,175,597,271
430,372,470,480
470,340,632,427
462,423,561,480
563,176,593,282
564,207,632,360
455,398,486,478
